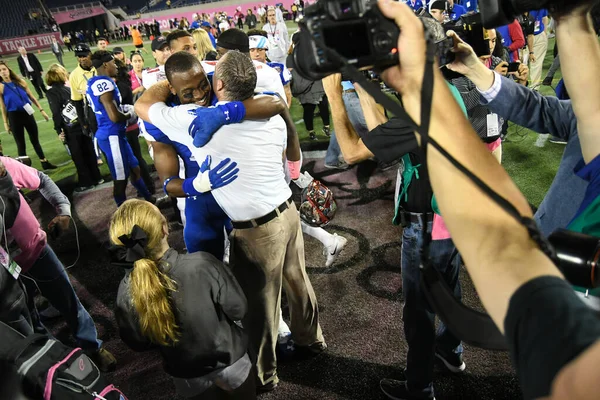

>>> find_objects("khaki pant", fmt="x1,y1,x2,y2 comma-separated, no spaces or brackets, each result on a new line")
230,203,324,387
529,32,548,87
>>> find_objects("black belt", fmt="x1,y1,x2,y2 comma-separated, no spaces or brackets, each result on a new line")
232,197,293,229
400,211,434,224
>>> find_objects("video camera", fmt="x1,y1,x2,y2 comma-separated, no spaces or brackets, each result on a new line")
290,0,595,81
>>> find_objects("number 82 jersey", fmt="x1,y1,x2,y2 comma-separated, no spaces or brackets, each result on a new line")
86,75,126,140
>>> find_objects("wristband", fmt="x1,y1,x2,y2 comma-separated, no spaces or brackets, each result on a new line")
220,101,246,125
182,171,211,196
162,175,179,195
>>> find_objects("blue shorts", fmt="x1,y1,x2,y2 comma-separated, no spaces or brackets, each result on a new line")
184,194,231,259
97,135,139,181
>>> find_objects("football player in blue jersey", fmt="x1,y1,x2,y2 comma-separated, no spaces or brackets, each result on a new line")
86,50,154,206
138,53,290,259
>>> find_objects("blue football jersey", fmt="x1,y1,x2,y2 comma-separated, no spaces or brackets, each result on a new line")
86,75,125,139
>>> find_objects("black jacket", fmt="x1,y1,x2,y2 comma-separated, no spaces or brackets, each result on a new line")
46,83,83,137
17,53,43,79
0,171,32,337
115,248,249,379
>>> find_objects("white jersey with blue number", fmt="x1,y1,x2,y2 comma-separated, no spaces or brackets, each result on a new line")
86,75,125,140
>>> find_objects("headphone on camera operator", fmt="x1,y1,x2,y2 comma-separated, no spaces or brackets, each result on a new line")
288,0,600,350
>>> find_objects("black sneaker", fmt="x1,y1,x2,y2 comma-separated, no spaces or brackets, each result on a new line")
434,348,466,373
256,381,278,394
41,160,57,170
380,379,435,400
295,341,327,359
322,125,331,137
309,131,317,140
74,185,94,193
548,135,567,145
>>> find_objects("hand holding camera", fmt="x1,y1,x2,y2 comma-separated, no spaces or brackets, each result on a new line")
494,61,509,75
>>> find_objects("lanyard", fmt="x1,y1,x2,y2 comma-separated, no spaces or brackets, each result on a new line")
2,82,27,103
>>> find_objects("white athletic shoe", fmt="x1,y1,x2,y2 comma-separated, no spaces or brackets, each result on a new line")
324,233,348,268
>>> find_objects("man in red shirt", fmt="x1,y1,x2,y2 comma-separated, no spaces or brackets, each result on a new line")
497,20,526,62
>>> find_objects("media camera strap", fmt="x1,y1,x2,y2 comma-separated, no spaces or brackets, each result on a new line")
319,27,558,349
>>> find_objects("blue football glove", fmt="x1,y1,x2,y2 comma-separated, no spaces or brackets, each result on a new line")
188,101,246,148
182,156,239,195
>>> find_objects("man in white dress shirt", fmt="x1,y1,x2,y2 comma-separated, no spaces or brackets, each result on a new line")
135,50,326,392
261,7,290,65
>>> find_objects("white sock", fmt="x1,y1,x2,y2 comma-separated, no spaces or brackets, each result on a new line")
278,312,291,337
301,220,333,248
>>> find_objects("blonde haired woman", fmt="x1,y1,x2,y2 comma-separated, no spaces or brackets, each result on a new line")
46,64,102,191
110,199,256,400
192,29,218,61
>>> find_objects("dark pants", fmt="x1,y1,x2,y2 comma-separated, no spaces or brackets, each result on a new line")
301,96,330,131
66,131,102,186
8,111,45,159
126,128,155,194
29,73,47,98
53,52,64,66
401,216,462,397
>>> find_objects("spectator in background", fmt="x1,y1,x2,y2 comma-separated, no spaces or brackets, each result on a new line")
113,47,132,71
448,0,466,20
192,29,217,61
114,55,155,196
50,37,64,66
528,9,549,88
200,21,217,48
496,19,526,62
97,37,108,51
428,1,446,24
129,52,145,96
16,47,46,99
0,61,56,170
63,33,72,51
131,26,148,55
276,5,285,23
407,0,424,12
246,9,257,29
262,7,290,65
257,4,266,23
111,199,256,400
235,7,245,30
166,0,171,8
291,68,332,144
46,64,102,192
190,14,202,30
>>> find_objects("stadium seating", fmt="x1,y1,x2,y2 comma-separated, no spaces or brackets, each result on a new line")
0,0,49,39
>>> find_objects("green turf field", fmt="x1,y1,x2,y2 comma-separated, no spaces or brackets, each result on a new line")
0,34,564,207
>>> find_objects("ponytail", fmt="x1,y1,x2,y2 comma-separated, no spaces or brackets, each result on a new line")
109,199,180,346
130,258,179,346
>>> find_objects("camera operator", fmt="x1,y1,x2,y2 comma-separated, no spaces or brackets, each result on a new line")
375,1,600,398
445,30,580,238
452,28,528,163
323,18,469,400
